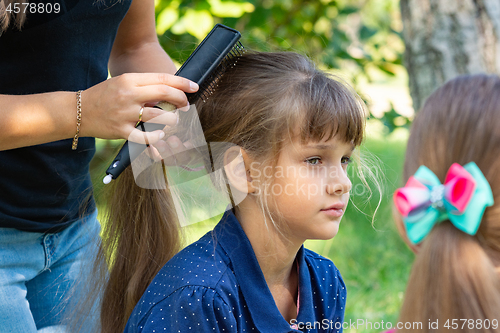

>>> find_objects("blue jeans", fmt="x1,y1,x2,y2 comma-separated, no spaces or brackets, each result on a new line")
0,211,101,333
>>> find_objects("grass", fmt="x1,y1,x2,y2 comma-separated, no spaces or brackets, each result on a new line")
91,124,414,332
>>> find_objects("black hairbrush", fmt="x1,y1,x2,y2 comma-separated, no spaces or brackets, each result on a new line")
103,24,244,184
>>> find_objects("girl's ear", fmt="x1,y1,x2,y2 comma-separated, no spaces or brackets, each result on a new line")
224,147,256,203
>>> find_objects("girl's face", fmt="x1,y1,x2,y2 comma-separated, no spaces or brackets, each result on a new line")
258,134,354,243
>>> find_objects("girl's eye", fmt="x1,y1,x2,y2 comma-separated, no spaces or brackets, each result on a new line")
341,156,352,165
306,157,322,165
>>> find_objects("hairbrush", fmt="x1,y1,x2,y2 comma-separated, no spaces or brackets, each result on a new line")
103,24,244,184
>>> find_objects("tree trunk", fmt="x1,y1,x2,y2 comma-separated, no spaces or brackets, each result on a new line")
400,0,500,111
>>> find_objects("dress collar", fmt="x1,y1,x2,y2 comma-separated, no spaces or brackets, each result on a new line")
214,210,314,332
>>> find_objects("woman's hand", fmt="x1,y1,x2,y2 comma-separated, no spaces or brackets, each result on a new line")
81,72,198,145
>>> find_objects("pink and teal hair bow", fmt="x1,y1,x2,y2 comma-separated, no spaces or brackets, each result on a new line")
393,162,494,244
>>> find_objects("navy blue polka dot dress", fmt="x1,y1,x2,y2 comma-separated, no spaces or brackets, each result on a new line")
125,211,346,333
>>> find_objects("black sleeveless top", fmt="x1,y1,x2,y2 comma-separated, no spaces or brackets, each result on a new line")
0,0,132,232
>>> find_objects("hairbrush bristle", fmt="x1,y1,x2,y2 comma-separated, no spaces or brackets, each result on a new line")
198,41,246,102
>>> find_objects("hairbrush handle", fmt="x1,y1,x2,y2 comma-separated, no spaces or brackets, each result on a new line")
103,102,175,184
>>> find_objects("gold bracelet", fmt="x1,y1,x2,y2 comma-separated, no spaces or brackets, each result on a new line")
72,90,82,150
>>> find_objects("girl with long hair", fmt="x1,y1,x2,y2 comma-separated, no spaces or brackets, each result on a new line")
100,51,368,333
392,74,500,332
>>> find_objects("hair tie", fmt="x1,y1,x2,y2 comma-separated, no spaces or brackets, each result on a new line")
393,162,494,244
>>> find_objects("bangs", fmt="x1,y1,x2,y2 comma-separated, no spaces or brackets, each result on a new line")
289,73,366,146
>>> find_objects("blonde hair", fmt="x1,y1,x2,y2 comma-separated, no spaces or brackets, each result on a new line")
397,74,500,332
97,51,366,333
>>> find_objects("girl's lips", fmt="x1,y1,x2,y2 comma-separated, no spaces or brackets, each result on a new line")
321,208,344,217
321,203,346,217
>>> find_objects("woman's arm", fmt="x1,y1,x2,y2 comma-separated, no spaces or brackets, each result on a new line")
108,0,177,76
0,92,76,151
0,74,195,151
0,0,197,152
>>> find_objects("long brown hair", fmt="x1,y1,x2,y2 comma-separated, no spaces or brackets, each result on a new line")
397,74,500,331
97,164,182,333
98,51,366,333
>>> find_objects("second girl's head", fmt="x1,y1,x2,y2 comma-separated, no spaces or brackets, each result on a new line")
396,74,500,330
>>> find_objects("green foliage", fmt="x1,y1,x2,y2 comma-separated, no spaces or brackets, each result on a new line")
155,0,405,83
155,0,409,133
376,102,411,133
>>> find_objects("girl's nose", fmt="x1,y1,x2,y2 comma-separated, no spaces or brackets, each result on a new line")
326,166,352,195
